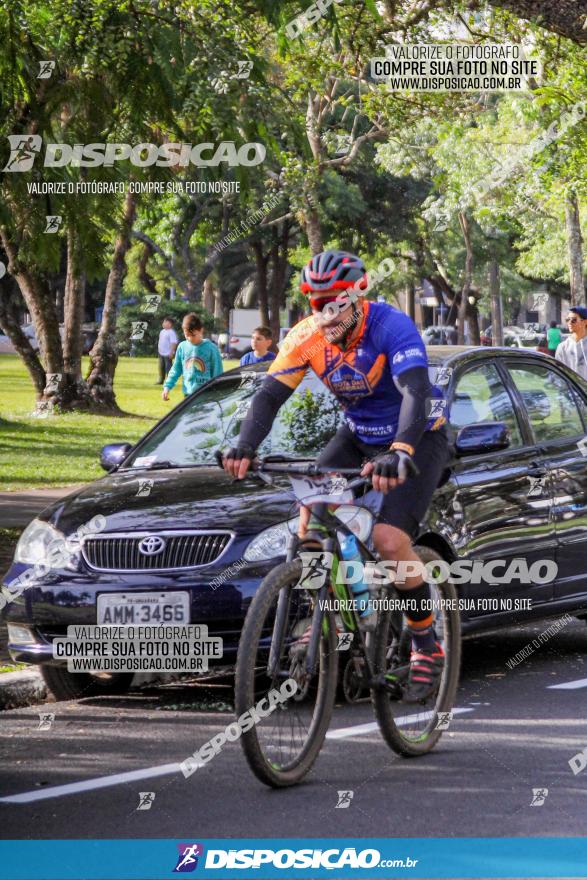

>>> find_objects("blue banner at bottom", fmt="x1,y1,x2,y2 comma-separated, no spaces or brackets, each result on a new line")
1,838,586,880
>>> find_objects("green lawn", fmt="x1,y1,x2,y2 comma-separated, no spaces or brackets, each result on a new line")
0,355,239,490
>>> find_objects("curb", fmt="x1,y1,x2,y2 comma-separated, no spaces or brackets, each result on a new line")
0,669,48,710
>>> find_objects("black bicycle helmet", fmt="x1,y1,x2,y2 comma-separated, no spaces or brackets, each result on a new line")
300,250,368,293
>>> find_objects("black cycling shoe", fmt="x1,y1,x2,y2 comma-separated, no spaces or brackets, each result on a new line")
403,642,445,703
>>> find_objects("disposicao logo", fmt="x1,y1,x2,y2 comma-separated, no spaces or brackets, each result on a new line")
2,137,266,171
173,843,204,873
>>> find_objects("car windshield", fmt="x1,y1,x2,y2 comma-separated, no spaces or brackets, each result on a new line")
124,371,346,467
124,362,449,469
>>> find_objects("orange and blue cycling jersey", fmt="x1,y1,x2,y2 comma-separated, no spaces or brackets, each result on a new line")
269,301,445,445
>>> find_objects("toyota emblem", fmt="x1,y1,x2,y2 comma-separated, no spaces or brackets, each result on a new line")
138,535,166,556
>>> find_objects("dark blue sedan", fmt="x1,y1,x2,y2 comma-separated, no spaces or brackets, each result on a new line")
3,347,587,699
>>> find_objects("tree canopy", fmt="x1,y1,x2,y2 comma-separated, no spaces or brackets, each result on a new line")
0,0,586,410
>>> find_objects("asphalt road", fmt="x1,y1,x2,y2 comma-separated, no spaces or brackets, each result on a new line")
0,486,83,529
1,620,586,841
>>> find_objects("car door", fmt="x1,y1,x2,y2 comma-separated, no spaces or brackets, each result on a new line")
504,359,587,603
448,358,556,617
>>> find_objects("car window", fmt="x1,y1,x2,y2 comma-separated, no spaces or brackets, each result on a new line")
125,371,344,467
570,386,587,430
508,364,584,443
449,362,523,446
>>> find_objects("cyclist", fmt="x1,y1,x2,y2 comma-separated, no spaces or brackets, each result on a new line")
221,250,449,702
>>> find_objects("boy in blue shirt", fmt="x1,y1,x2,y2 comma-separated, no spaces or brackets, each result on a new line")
162,313,223,400
240,326,277,366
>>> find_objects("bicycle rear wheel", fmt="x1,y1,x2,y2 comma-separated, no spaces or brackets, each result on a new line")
372,545,461,756
235,558,338,787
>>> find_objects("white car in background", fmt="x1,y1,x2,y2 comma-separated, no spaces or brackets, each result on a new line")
421,326,456,345
0,323,75,354
503,331,549,354
0,324,38,354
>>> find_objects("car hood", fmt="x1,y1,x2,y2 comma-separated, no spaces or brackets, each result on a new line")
41,467,296,536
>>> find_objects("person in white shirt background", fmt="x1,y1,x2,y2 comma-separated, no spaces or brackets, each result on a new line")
157,316,178,384
555,306,587,381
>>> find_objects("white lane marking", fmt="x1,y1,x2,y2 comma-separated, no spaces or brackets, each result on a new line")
2,707,477,802
0,761,202,804
326,707,473,740
547,677,587,690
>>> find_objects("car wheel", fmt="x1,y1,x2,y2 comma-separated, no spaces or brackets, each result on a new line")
40,666,134,701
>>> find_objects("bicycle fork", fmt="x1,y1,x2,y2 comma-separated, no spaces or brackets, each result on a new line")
267,534,335,680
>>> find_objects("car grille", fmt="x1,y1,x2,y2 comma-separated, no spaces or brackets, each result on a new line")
81,531,233,572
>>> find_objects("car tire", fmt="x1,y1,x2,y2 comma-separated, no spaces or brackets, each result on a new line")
40,666,134,701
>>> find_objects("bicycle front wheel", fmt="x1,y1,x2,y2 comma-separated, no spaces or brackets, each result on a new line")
372,545,461,756
235,558,338,787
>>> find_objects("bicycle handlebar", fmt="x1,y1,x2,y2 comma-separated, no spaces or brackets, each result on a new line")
214,450,369,490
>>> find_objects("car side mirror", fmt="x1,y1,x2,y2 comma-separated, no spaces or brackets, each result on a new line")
100,443,133,472
455,422,510,456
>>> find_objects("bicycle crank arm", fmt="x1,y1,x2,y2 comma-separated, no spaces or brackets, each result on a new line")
371,669,408,697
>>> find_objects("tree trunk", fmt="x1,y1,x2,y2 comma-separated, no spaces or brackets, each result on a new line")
0,280,46,394
305,205,323,255
405,283,416,321
457,212,474,344
304,91,325,255
484,0,587,45
252,241,270,327
489,259,504,346
137,242,159,295
1,233,62,375
203,277,215,316
565,189,585,306
185,259,220,303
268,223,290,345
466,300,481,345
0,230,97,410
86,190,137,410
63,226,86,378
213,288,224,325
1,229,68,406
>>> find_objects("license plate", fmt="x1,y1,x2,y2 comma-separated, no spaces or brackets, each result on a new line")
96,592,190,625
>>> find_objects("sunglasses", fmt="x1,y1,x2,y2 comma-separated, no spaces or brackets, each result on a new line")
309,293,352,317
566,317,580,324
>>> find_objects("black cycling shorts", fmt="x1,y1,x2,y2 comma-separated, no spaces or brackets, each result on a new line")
316,425,450,540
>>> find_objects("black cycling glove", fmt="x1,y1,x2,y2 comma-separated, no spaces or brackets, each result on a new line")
214,444,256,470
371,449,419,482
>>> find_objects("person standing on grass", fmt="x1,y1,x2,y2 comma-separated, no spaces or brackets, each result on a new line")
547,320,562,358
162,313,223,400
240,326,277,366
556,307,587,381
156,317,178,384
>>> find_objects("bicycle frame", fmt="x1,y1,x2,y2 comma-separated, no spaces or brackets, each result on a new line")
269,497,380,685
219,455,403,695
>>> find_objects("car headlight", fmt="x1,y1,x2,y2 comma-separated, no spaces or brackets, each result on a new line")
7,624,36,645
243,505,374,562
14,519,77,570
334,505,375,543
244,517,299,562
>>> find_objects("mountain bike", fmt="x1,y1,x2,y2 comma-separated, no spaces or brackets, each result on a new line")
232,457,461,788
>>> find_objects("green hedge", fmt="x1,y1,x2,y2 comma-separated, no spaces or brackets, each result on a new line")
116,299,215,356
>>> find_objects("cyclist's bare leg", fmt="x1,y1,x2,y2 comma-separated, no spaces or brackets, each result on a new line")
298,505,310,538
372,524,423,589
